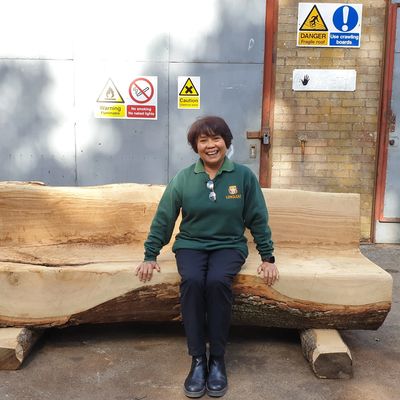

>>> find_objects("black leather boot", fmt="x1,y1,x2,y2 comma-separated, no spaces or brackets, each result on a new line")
206,355,228,397
184,355,207,398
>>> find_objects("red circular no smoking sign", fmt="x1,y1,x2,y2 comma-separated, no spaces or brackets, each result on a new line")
129,77,154,104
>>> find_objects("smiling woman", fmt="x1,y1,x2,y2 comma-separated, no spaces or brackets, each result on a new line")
187,116,232,178
135,116,278,398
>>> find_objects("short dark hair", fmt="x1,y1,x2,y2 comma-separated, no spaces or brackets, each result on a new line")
187,116,233,153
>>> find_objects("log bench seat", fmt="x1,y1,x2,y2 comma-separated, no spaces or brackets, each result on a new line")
0,181,393,375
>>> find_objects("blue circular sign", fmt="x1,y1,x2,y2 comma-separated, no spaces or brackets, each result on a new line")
333,6,359,32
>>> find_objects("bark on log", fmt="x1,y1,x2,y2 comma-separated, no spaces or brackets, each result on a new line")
300,329,353,379
0,328,43,370
0,272,390,330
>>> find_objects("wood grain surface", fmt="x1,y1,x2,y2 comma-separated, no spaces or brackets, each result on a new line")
0,182,393,330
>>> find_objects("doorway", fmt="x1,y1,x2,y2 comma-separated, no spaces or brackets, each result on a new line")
375,2,400,243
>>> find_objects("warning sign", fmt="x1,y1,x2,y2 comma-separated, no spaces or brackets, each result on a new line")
97,79,124,103
94,75,158,120
300,5,328,31
178,76,200,109
297,3,362,48
95,78,126,118
127,76,157,119
298,5,328,46
129,77,154,104
179,78,199,96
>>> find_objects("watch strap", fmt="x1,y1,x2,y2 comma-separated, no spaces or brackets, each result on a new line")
263,255,275,263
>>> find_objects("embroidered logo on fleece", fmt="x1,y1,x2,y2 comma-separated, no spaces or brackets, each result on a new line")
226,185,241,199
228,185,238,195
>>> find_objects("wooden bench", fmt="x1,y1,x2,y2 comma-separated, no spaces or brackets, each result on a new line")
0,181,393,377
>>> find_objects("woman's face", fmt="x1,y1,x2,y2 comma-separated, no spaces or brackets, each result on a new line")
197,133,227,168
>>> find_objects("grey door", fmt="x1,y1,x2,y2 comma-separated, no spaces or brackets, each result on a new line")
167,1,266,179
376,11,400,242
384,41,400,219
75,0,266,185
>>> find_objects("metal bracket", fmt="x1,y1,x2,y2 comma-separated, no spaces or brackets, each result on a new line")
246,127,271,145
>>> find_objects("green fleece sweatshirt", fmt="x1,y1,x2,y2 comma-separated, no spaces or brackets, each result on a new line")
144,157,274,261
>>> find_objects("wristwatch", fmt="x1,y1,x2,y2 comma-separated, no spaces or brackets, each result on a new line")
263,255,275,264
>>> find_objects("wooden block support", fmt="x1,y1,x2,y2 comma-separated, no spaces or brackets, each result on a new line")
300,329,353,379
0,328,43,370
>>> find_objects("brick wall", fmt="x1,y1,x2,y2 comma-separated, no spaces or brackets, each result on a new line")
272,0,387,240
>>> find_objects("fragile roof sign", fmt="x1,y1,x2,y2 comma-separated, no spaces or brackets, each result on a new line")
297,3,362,48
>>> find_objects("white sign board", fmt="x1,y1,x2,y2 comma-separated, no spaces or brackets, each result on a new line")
292,69,357,91
95,76,158,120
297,3,363,48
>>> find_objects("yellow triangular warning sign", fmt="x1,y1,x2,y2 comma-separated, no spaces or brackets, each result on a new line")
179,78,199,96
97,79,124,103
300,5,328,31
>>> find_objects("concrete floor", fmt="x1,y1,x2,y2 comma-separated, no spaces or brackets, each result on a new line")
0,244,399,400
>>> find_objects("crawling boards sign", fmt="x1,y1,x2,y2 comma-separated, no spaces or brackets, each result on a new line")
297,3,362,48
292,69,357,91
178,76,200,109
95,76,158,120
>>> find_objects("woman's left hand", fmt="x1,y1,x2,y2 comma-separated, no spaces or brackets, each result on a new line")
257,262,279,286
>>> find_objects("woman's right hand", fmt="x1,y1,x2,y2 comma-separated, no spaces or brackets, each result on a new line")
135,261,160,282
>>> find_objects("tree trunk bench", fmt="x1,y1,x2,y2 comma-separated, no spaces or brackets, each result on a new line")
0,181,393,375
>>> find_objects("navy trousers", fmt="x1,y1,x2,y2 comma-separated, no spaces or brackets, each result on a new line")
175,249,245,357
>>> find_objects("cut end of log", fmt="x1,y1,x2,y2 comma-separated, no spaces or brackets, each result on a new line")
313,352,353,379
300,329,353,379
0,328,43,370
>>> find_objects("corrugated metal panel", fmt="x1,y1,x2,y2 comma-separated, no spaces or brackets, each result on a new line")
0,60,76,184
169,0,265,63
75,61,169,185
168,63,263,179
72,0,170,185
73,1,169,62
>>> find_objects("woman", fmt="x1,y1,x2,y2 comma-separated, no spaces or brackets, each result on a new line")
136,116,279,398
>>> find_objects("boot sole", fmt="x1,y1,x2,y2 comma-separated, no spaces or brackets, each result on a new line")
206,385,228,397
183,387,206,398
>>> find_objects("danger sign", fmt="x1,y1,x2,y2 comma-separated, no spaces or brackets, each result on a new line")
300,5,328,32
178,76,200,109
